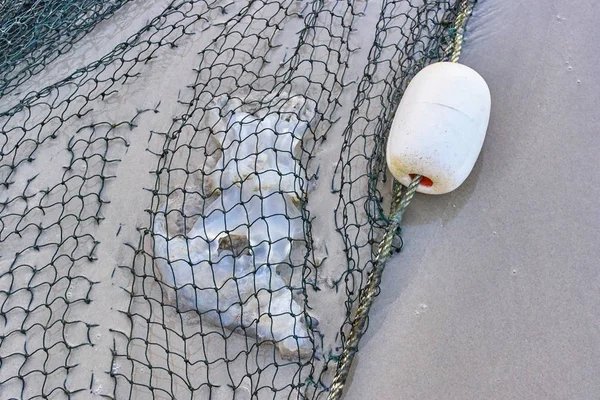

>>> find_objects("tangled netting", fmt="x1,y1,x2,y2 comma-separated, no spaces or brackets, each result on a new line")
0,0,474,399
0,0,130,97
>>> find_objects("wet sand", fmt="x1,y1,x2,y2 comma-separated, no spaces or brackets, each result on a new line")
1,0,598,399
344,1,600,399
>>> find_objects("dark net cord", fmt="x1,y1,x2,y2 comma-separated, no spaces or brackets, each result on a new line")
115,1,358,398
0,1,223,398
328,1,475,397
0,0,131,98
0,1,476,399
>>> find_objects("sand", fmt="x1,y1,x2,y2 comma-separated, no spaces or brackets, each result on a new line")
1,0,598,399
343,1,600,399
1,0,367,398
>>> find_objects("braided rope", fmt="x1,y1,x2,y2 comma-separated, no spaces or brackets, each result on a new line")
327,1,475,398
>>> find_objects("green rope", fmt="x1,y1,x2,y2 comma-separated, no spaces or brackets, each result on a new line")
327,1,475,398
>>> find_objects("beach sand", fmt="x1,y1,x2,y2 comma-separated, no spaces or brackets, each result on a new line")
343,1,600,399
0,0,598,399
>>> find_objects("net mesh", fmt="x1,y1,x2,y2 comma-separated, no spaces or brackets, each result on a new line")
0,0,131,97
0,0,473,398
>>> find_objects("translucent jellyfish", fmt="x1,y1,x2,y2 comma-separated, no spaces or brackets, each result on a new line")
153,93,316,359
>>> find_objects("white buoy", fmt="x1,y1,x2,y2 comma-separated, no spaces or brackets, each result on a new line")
386,62,491,194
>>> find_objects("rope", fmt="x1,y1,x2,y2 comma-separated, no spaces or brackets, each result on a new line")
327,176,421,399
447,0,474,63
327,1,475,398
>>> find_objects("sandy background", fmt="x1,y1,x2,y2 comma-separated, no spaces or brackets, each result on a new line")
1,0,598,399
2,0,370,398
344,1,600,399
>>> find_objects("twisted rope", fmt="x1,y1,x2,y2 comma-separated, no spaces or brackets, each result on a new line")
327,1,475,398
447,0,474,63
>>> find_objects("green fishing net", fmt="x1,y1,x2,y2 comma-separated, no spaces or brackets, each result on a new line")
0,1,473,398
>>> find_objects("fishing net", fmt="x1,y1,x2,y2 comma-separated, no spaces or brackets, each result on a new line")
0,0,130,98
0,0,474,399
